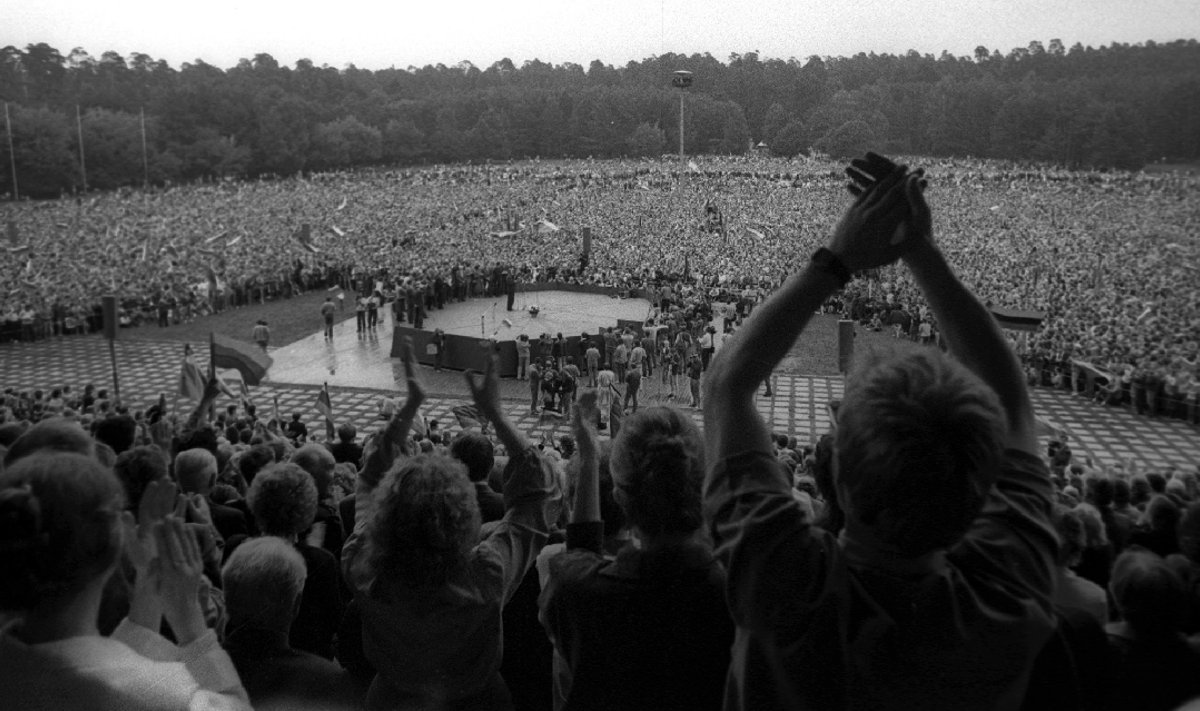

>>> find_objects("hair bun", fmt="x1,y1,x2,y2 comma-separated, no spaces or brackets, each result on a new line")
0,486,44,552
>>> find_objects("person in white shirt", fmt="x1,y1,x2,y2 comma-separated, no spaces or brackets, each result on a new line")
0,450,251,711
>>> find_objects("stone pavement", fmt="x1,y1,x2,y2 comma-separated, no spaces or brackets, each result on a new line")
1,335,1197,470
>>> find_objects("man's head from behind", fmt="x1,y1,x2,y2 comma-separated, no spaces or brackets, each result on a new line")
835,343,1005,558
222,536,307,635
175,448,218,496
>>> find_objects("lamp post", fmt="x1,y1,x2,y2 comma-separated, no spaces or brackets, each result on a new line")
671,70,693,162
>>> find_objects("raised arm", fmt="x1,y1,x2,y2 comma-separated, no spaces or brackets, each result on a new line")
358,338,426,490
465,352,528,456
703,168,915,466
900,179,1038,454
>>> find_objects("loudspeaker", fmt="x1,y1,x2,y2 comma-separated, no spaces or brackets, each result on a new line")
837,320,855,374
102,295,119,341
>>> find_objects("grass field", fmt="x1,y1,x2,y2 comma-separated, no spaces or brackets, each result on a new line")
121,289,356,348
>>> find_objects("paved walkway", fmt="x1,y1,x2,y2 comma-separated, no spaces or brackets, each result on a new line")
1,335,1196,470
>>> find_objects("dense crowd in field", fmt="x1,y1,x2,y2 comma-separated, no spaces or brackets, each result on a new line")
3,155,1198,403
3,150,1200,710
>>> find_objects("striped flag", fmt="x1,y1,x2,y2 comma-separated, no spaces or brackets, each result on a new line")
211,332,273,386
989,307,1044,333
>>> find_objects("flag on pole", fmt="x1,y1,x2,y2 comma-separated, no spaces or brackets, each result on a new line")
316,382,335,439
211,332,273,386
178,344,206,401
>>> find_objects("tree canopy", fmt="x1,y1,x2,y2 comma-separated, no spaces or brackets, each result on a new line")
1,39,1198,196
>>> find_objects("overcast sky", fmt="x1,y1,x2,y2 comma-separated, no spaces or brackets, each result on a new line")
5,0,1198,71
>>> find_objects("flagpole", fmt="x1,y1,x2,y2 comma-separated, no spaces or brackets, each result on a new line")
140,106,149,189
76,104,87,192
4,102,16,200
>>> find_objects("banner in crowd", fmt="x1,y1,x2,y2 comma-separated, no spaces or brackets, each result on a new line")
211,332,273,385
178,344,206,401
989,307,1044,332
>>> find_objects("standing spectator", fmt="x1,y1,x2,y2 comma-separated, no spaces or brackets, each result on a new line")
342,347,557,711
540,396,732,711
328,424,363,467
1105,550,1200,711
0,455,251,709
585,341,600,388
222,537,360,710
703,158,1056,708
624,366,642,414
244,463,343,660
355,295,367,334
367,291,380,330
320,297,336,341
516,334,531,380
252,320,270,353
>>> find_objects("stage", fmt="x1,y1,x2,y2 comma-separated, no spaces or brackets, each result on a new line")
266,290,655,390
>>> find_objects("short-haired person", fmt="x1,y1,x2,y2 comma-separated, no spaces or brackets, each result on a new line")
0,453,251,709
703,154,1057,709
450,431,504,523
244,463,343,660
539,394,733,710
222,537,360,710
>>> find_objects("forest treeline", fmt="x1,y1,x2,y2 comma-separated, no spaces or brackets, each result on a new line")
1,39,1199,196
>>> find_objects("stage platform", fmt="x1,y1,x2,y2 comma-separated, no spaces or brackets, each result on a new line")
266,290,654,390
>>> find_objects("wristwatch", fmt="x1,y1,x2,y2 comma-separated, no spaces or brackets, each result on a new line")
811,248,851,287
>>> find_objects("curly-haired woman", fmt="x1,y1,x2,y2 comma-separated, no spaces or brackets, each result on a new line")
342,343,559,710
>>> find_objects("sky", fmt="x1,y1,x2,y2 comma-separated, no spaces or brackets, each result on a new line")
5,0,1199,71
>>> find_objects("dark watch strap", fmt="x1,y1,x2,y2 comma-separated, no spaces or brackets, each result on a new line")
811,248,851,287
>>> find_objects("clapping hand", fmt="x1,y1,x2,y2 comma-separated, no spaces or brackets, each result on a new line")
828,154,931,272
399,337,426,409
465,353,502,420
571,390,599,454
154,515,208,645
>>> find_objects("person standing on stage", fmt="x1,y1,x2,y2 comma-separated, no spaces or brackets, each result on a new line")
367,290,380,330
321,296,336,341
356,294,368,334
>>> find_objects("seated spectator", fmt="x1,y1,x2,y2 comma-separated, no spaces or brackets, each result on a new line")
0,453,250,709
450,431,504,523
222,537,360,710
342,344,558,710
702,155,1057,708
1105,550,1200,710
242,463,343,660
540,395,733,711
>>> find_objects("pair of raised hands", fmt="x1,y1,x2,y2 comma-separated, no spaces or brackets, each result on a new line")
122,479,209,645
829,152,933,274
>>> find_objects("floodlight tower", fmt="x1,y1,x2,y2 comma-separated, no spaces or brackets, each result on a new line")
671,70,693,162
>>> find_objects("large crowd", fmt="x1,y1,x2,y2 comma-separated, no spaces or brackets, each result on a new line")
3,154,1198,403
2,151,1199,710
